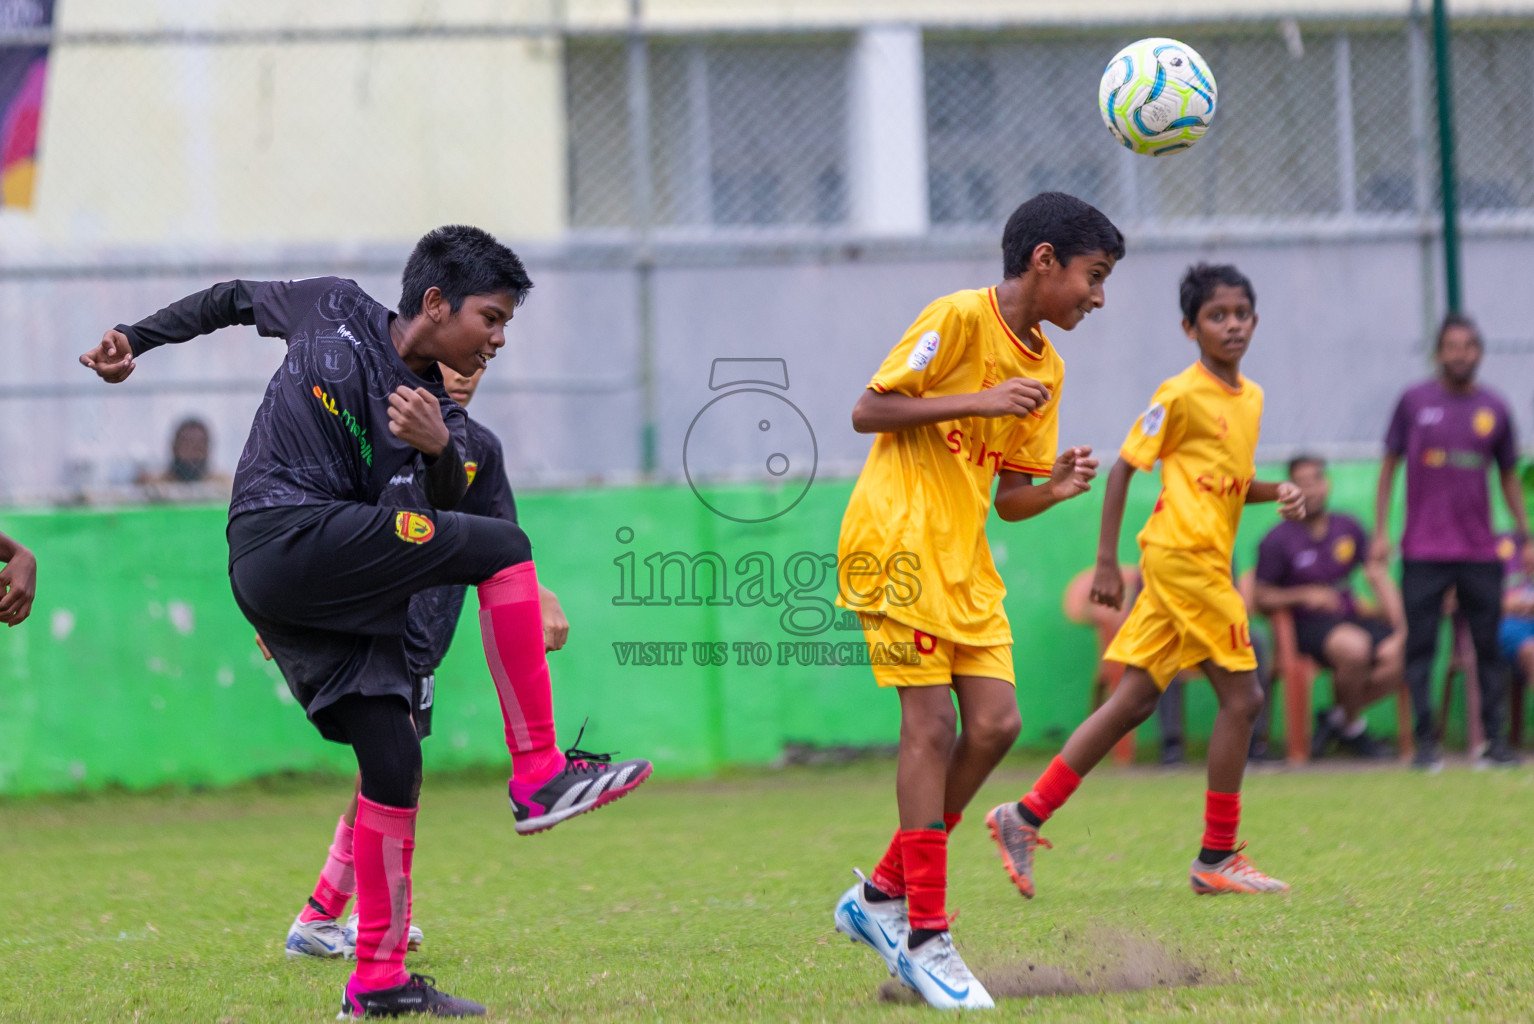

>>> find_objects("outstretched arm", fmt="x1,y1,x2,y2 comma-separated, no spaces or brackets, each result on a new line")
993,446,1098,522
79,280,263,383
1089,458,1137,609
0,529,37,626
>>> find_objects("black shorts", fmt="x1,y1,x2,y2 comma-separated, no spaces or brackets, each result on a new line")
1294,613,1394,668
228,502,526,741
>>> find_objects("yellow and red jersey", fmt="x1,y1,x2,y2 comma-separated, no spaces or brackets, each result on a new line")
836,287,1062,646
1120,361,1264,559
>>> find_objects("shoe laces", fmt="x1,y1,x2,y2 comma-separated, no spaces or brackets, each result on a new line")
562,718,617,773
401,973,439,995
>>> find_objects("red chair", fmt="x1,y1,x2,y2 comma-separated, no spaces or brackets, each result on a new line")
1268,607,1414,764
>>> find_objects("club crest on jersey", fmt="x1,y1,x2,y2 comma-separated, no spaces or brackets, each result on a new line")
394,511,435,545
465,460,479,487
1141,402,1167,437
1333,535,1356,565
1473,407,1497,437
907,331,940,371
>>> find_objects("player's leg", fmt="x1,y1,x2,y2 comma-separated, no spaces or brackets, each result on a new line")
943,655,1021,816
330,693,483,1019
1456,561,1516,766
285,774,360,959
987,666,1162,898
461,518,652,832
1400,560,1452,767
1315,623,1381,757
1189,663,1288,894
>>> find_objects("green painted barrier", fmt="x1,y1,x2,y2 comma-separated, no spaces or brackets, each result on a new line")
0,459,1507,795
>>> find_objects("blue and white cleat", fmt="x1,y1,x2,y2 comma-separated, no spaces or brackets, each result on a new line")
285,913,349,959
895,931,994,1010
343,911,423,959
833,868,910,981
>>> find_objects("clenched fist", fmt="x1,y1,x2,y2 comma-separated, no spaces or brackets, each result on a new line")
972,377,1051,419
387,386,450,457
79,329,136,383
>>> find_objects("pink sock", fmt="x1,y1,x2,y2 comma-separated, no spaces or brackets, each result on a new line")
300,814,356,922
350,796,415,992
478,563,563,783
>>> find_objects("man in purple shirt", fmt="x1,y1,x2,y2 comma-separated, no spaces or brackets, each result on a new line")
1374,314,1533,770
1256,456,1404,758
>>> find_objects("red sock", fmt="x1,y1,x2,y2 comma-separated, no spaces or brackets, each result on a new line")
901,829,949,931
1021,755,1082,824
870,829,905,897
478,564,562,782
350,796,415,992
1203,790,1240,853
870,814,961,898
300,814,356,922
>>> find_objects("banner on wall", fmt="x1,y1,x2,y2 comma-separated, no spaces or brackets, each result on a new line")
0,0,53,209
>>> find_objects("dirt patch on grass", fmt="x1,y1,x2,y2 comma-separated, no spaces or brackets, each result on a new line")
878,927,1212,1004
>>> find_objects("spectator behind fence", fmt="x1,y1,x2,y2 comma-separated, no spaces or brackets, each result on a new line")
137,417,231,499
1498,533,1534,720
1255,455,1403,759
1373,314,1533,770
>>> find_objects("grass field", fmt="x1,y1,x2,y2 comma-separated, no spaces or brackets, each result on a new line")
4,757,1533,1023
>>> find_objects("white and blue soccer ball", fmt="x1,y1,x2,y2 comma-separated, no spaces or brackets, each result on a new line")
1098,37,1217,157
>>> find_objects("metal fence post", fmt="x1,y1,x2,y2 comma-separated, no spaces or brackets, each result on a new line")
1432,0,1463,314
626,0,658,475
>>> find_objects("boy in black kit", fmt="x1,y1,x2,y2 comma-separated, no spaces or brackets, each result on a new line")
80,227,651,1019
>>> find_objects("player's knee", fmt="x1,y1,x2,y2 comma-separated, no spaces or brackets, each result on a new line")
1119,685,1162,725
901,704,957,752
969,705,1022,751
1221,678,1264,723
482,518,533,570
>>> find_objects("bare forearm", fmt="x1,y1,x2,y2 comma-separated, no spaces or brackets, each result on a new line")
851,389,978,434
1365,564,1406,629
0,530,23,562
995,478,1060,522
1247,480,1284,504
1095,459,1135,563
1252,581,1313,613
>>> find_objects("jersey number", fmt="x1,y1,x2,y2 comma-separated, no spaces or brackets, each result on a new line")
1228,624,1252,651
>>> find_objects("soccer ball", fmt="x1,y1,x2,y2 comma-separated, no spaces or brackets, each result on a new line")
1098,37,1217,157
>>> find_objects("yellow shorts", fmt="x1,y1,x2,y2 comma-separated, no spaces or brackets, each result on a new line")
1104,544,1256,689
859,614,1015,688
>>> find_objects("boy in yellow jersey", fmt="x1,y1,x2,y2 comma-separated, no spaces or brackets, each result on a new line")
831,192,1123,1010
988,263,1304,899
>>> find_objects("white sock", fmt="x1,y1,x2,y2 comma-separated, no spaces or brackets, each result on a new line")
1342,717,1367,739
1326,706,1346,729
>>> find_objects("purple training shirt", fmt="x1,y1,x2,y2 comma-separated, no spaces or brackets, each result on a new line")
1384,380,1517,563
1256,513,1369,626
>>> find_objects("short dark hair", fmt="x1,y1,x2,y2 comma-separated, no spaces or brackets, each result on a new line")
1001,192,1125,278
1287,453,1326,479
1435,312,1482,351
398,225,533,319
1179,263,1256,322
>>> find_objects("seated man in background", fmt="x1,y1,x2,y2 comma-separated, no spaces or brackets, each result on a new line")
1255,455,1404,757
136,416,231,500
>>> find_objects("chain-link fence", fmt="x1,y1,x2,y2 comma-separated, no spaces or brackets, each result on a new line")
6,12,1534,506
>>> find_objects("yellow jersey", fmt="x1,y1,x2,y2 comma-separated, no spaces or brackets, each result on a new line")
1120,361,1264,558
835,287,1062,646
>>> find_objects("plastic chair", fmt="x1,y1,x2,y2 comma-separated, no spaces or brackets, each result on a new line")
1268,607,1414,764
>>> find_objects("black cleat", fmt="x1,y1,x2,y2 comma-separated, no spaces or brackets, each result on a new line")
1310,710,1341,759
1337,729,1387,759
1410,738,1443,773
1474,738,1521,770
340,974,485,1018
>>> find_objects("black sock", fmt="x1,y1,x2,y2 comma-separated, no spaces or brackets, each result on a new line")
1017,801,1043,828
908,927,945,950
1198,847,1233,866
863,882,900,903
